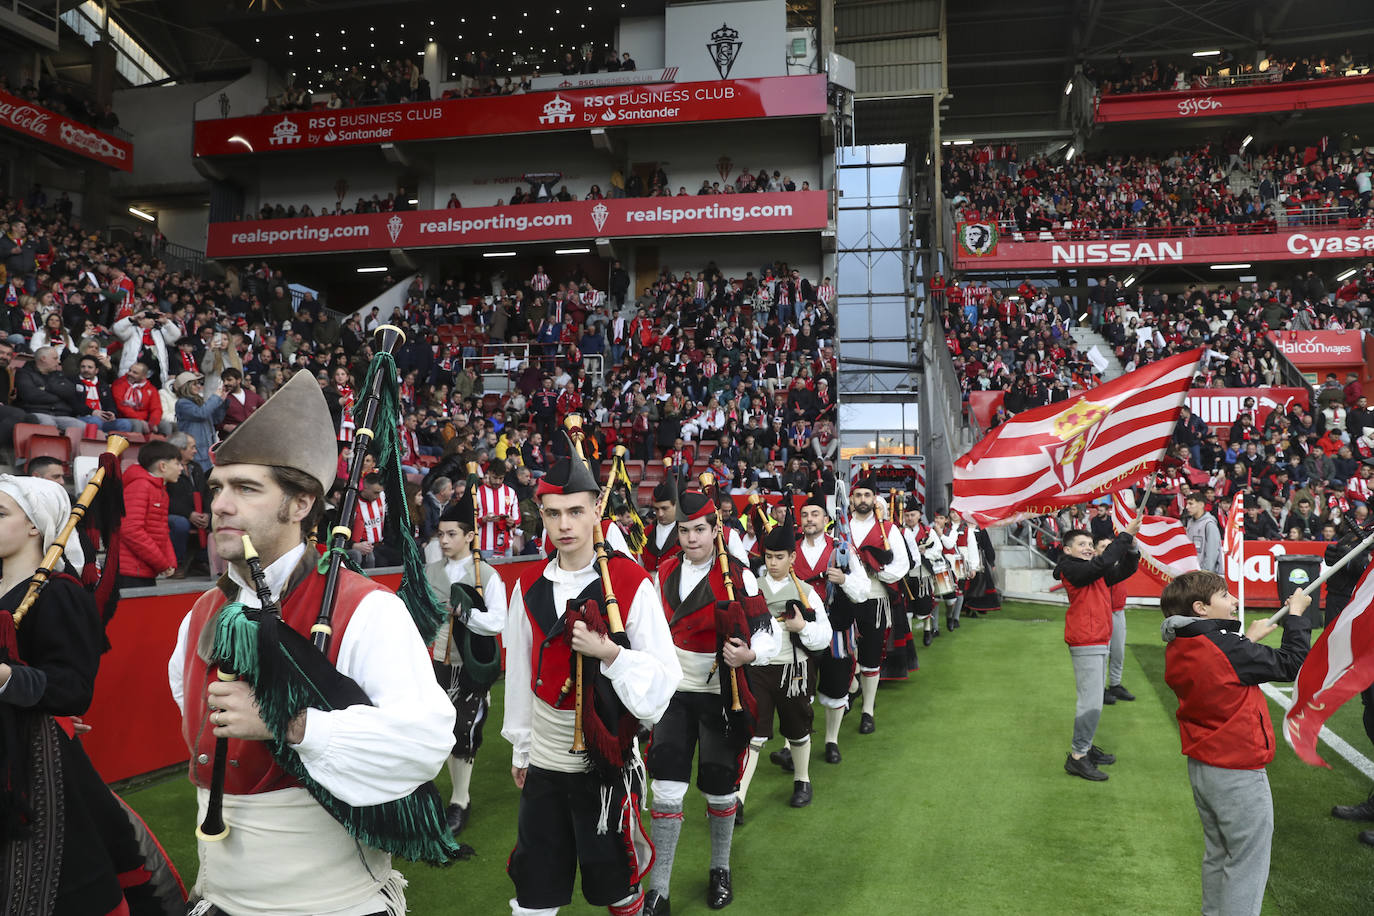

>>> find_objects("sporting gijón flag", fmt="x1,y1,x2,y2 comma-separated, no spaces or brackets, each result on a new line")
1112,489,1199,586
1284,561,1374,768
952,349,1200,528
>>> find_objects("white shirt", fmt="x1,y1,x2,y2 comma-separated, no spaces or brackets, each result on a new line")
502,556,682,773
758,575,832,665
168,543,456,807
444,555,507,637
661,557,778,693
849,513,910,585
799,535,870,602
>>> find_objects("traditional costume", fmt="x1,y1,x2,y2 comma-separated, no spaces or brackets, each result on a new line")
640,478,682,575
502,440,681,916
169,369,457,915
961,526,1001,615
644,485,779,914
899,509,939,647
843,473,909,734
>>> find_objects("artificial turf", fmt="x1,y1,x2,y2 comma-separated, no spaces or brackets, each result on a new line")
119,600,1373,914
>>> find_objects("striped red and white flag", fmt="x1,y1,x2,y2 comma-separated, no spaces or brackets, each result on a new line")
1285,560,1374,767
1223,493,1246,592
952,349,1200,527
1112,490,1200,585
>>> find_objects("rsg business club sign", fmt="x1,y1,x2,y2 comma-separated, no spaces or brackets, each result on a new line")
194,74,826,157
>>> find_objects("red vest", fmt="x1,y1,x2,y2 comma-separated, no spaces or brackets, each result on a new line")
792,535,835,590
853,517,896,575
657,553,750,653
516,556,648,708
640,524,681,574
181,565,383,795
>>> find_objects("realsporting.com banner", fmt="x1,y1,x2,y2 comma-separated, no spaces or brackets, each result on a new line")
952,222,1374,271
0,89,132,171
205,191,829,257
194,74,826,157
1094,74,1374,124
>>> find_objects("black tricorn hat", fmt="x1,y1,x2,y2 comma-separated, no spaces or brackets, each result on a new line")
536,430,600,497
762,498,796,552
440,462,480,527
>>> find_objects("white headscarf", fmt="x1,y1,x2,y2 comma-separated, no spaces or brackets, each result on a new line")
0,475,75,572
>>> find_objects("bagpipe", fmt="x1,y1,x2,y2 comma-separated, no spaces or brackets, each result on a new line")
201,326,461,866
605,444,646,554
441,463,501,698
560,416,638,773
701,472,764,738
826,476,860,633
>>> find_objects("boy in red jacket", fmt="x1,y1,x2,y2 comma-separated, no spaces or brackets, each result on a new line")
1053,519,1140,781
1161,571,1311,916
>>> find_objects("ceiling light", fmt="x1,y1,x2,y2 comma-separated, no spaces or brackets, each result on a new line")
1122,274,1137,288
255,37,260,43
1063,80,1073,95
408,198,419,205
483,251,518,258
1240,134,1253,150
429,19,434,25
128,206,155,222
1065,144,1076,161
356,266,388,273
950,138,973,146
1208,263,1251,270
555,247,591,254
1192,49,1221,57
1336,268,1358,281
315,32,319,37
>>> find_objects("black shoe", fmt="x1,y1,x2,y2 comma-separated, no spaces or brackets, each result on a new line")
644,889,671,916
789,780,813,807
707,868,733,909
1333,792,1374,822
734,800,745,827
858,713,875,734
923,628,933,646
445,802,470,835
952,618,961,630
1102,689,1117,706
1088,745,1116,766
1064,752,1109,781
824,742,841,764
769,747,794,772
1360,831,1374,848
1109,684,1136,702
453,840,476,860
931,624,941,638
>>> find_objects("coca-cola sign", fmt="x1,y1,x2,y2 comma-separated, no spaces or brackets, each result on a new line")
0,89,132,171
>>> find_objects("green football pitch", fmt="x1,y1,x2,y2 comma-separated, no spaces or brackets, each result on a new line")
121,601,1373,914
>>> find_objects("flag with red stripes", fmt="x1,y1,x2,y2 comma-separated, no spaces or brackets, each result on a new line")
952,350,1200,527
1223,493,1245,592
1112,490,1200,586
1284,561,1374,767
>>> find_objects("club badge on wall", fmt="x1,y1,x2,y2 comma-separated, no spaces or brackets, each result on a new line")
387,215,403,244
956,222,999,257
707,22,743,79
717,156,733,181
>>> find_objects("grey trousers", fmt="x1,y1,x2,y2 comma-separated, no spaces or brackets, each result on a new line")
1069,646,1107,755
1187,758,1272,916
1108,609,1126,687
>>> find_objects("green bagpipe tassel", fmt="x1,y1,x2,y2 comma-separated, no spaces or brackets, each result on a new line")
358,350,446,646
210,602,462,865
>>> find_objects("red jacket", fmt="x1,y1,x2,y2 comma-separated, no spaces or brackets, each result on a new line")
1109,579,1129,613
118,464,176,577
1163,616,1311,769
112,375,163,428
1053,535,1139,647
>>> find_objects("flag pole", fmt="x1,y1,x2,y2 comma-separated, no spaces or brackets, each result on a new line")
1266,528,1374,626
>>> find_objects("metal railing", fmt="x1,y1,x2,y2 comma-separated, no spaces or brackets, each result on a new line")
974,207,1357,243
1101,67,1371,96
1004,518,1060,567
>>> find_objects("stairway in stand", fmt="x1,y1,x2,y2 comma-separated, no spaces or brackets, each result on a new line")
1070,325,1125,382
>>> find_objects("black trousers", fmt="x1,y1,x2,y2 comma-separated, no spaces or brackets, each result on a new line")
647,690,749,795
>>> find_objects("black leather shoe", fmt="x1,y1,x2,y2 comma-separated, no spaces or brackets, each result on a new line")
769,746,794,771
1064,752,1108,782
951,618,961,629
1109,684,1136,702
824,742,841,764
931,624,940,638
707,868,733,909
858,713,875,734
1102,689,1117,706
1360,830,1374,848
643,889,671,916
923,628,933,646
1088,745,1116,766
445,802,470,835
789,780,813,807
1333,792,1374,822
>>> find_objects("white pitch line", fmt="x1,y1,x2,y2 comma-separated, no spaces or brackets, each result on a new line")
1261,683,1374,782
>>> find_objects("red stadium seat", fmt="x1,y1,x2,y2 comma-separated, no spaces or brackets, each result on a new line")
25,433,71,468
14,423,61,460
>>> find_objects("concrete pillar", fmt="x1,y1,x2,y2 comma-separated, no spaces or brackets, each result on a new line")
90,41,117,108
423,42,446,93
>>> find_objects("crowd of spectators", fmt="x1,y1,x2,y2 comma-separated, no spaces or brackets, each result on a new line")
943,134,1374,235
0,74,122,132
2,192,835,578
248,165,815,220
1089,48,1371,95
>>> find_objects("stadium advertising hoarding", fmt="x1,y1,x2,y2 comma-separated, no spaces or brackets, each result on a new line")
1094,74,1374,124
952,222,1374,272
193,74,826,157
0,89,132,171
1122,540,1328,608
205,191,829,258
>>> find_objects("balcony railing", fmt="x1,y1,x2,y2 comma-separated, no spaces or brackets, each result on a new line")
983,207,1360,243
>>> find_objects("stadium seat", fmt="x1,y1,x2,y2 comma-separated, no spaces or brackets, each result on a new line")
26,433,72,468
14,423,62,460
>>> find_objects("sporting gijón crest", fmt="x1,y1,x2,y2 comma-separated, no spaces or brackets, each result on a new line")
1039,399,1110,491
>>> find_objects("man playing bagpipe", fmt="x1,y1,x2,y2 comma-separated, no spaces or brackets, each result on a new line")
899,501,940,647
736,496,774,575
792,492,869,765
169,367,459,915
426,465,507,843
640,476,682,575
502,433,682,916
844,472,909,734
734,503,832,814
645,479,780,914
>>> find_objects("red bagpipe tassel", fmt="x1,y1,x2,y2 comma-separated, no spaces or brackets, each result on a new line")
713,600,759,731
563,600,637,770
0,609,20,664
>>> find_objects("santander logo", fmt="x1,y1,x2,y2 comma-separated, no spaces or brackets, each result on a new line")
1177,96,1221,116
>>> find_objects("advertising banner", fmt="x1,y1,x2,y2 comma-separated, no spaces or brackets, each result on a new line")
1184,387,1311,431
1265,330,1366,368
1121,540,1329,609
952,222,1374,272
0,89,132,171
205,191,828,258
193,74,826,158
1095,74,1374,124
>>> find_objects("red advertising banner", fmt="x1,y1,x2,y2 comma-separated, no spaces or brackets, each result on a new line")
953,222,1374,272
194,74,827,158
1185,387,1310,431
0,89,132,171
205,191,828,258
1095,74,1374,124
1120,540,1329,609
1265,330,1367,368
